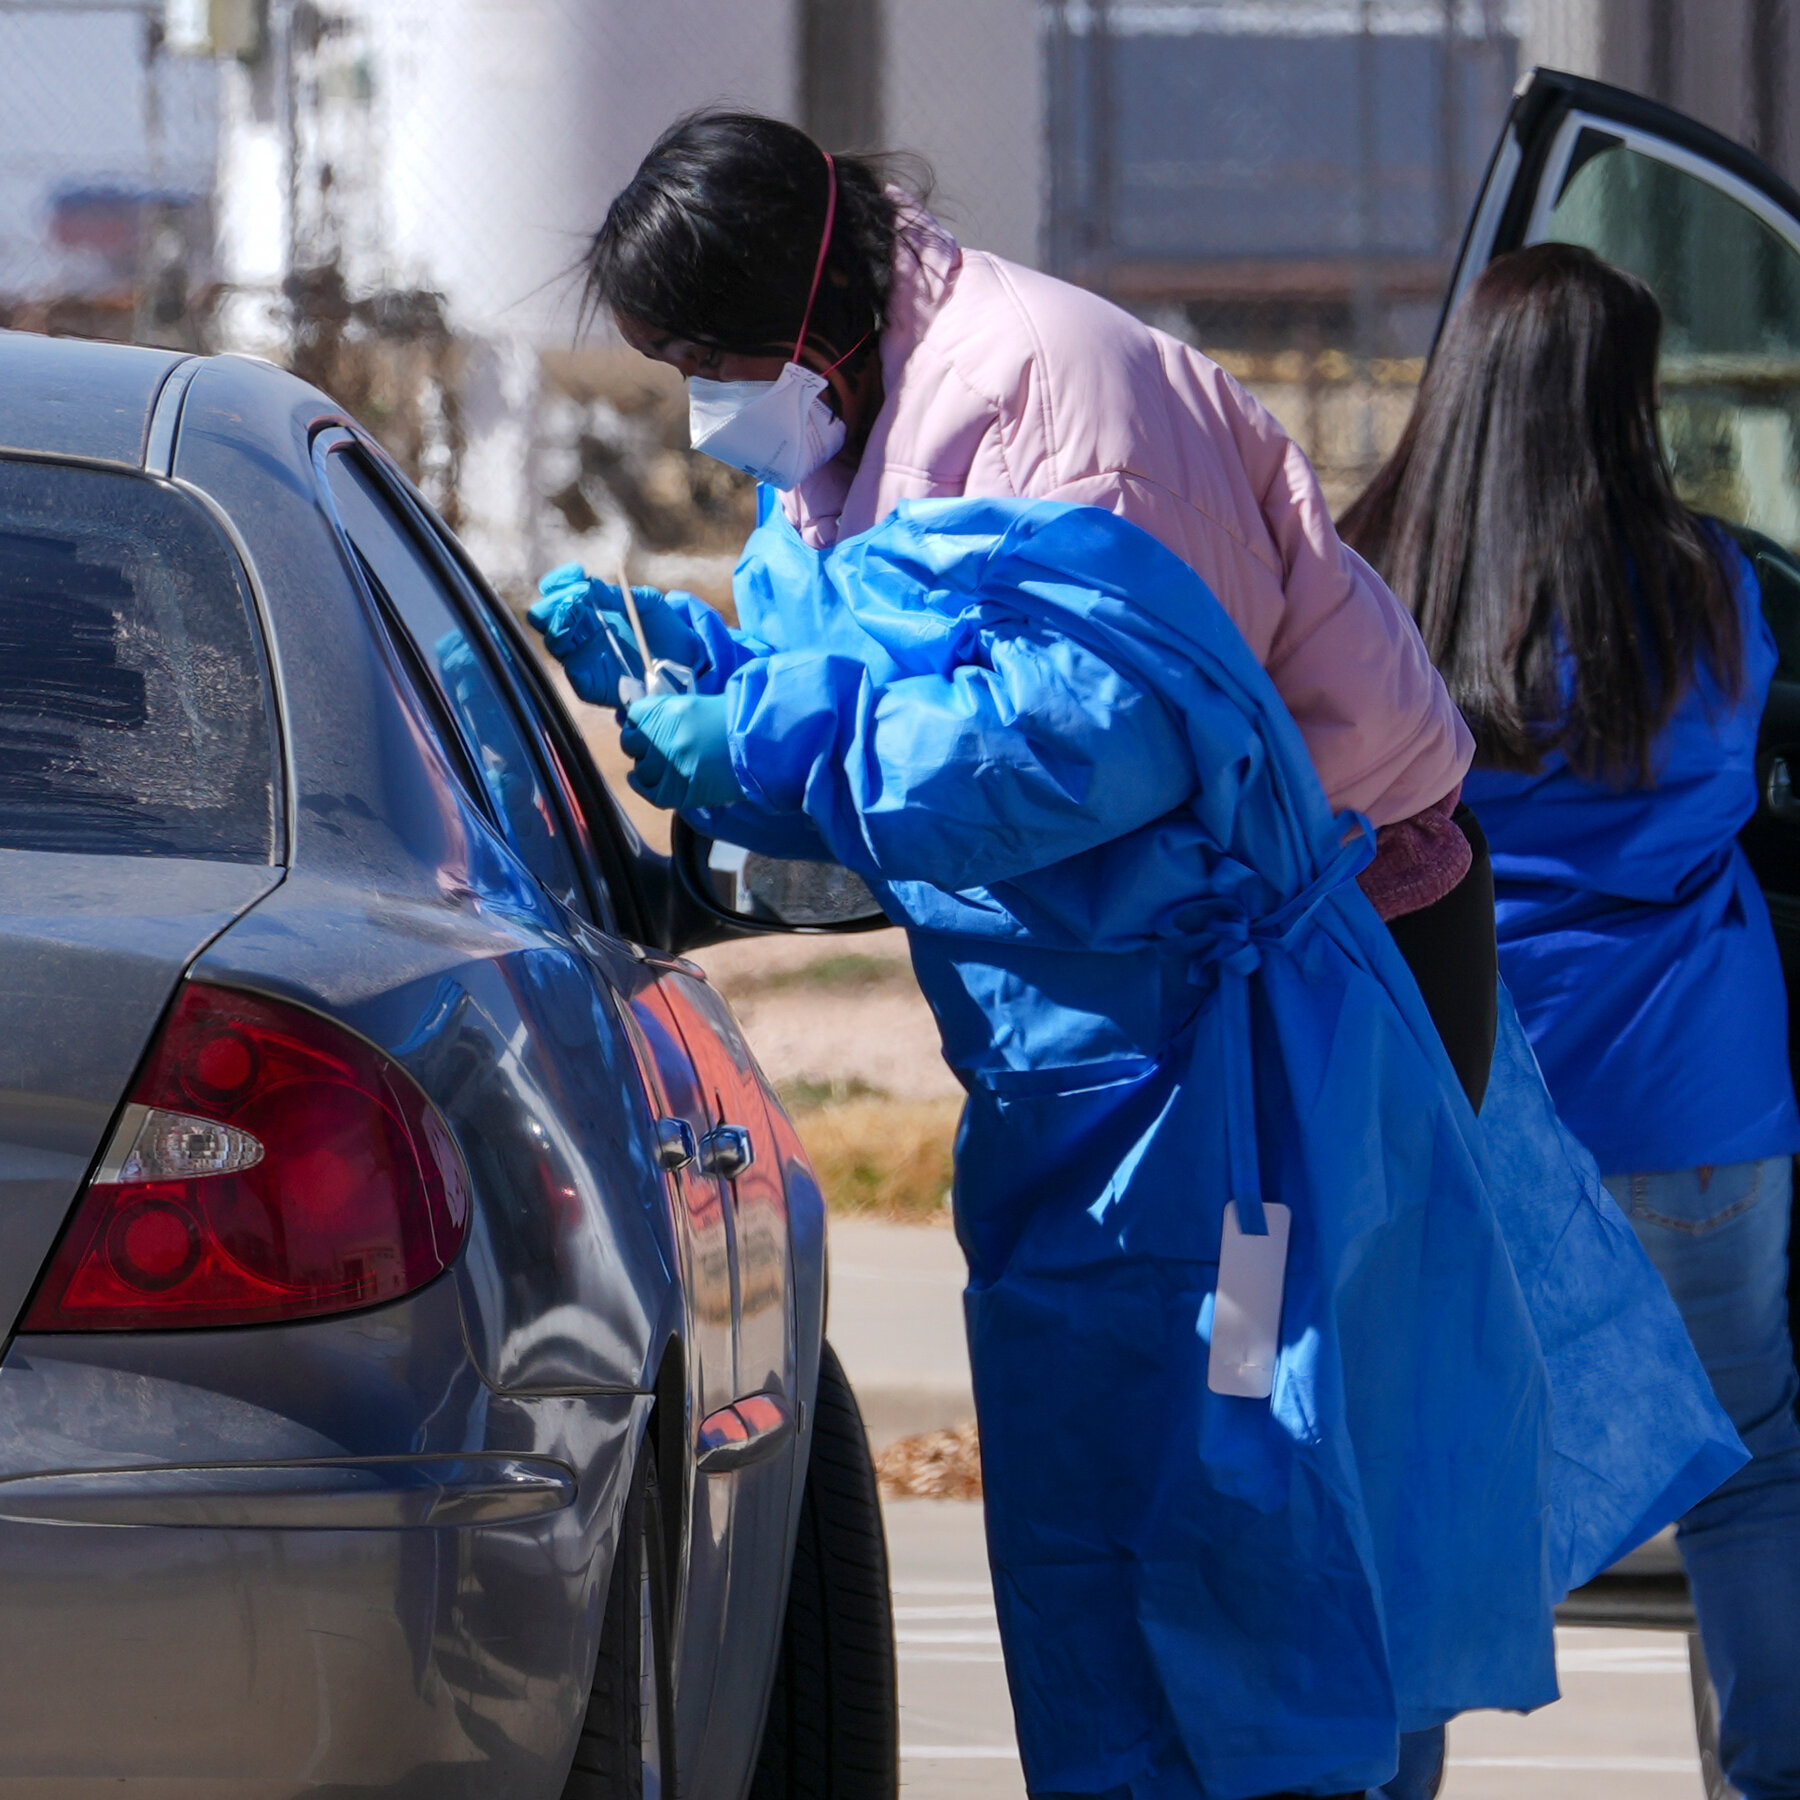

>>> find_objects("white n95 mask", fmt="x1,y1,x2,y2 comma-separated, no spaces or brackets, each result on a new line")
687,362,847,490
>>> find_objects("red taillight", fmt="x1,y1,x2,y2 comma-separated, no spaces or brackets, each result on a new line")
23,984,470,1331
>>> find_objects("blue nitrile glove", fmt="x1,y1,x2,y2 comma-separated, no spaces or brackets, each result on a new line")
526,564,706,708
619,693,744,811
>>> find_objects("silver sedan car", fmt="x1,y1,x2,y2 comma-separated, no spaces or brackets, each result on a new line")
0,328,897,1799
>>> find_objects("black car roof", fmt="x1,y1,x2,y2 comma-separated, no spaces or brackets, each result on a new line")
0,330,191,468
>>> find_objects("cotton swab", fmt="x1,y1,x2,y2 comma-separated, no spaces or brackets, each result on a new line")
617,561,695,697
619,565,654,682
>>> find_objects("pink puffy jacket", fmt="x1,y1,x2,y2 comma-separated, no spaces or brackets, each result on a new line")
783,206,1473,838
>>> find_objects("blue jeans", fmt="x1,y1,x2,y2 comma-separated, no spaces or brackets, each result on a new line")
1604,1157,1800,1800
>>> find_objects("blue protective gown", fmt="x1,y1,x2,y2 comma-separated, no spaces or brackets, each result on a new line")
678,496,1742,1799
1461,535,1800,1175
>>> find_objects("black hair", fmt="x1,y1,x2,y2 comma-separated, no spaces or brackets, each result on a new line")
583,110,921,362
1339,241,1741,787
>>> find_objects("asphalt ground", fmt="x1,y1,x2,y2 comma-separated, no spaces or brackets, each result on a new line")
884,1498,1705,1800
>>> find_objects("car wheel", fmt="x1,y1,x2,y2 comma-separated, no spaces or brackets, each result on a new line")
750,1339,899,1800
563,1444,674,1800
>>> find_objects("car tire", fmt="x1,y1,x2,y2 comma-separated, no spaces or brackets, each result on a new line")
562,1443,674,1800
750,1339,899,1800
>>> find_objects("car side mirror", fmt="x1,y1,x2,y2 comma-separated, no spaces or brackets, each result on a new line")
672,816,888,934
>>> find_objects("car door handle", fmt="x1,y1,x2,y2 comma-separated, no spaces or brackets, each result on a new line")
654,1118,697,1172
698,1124,754,1179
696,1393,794,1474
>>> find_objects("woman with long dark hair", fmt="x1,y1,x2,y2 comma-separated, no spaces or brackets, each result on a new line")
530,119,1741,1800
1342,241,1800,1800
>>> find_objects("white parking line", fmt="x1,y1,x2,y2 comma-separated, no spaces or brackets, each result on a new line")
903,1745,1021,1760
1557,1648,1691,1673
894,1603,998,1619
1452,1757,1699,1773
901,1754,1702,1771
897,1750,1706,1772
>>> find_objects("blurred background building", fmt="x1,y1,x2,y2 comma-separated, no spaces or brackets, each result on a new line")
1,0,1795,592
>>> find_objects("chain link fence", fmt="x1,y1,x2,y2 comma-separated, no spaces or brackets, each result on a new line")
0,0,217,342
1042,0,1520,507
2,0,1527,553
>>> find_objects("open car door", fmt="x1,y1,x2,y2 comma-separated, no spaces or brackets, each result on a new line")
1444,68,1800,1775
1446,69,1800,967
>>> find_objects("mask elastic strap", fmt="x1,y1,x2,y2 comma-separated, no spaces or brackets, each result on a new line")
791,150,838,365
818,330,871,377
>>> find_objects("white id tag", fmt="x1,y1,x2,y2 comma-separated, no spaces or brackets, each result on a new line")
1207,1203,1291,1399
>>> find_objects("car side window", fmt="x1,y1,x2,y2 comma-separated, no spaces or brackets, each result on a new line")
406,493,627,940
495,645,625,926
324,448,589,918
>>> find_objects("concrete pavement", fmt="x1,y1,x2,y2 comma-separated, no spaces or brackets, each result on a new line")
837,1217,1713,1799
828,1215,974,1449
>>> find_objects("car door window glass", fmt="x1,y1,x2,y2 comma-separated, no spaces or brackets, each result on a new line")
325,449,587,914
390,483,624,937
476,608,623,935
1540,132,1800,552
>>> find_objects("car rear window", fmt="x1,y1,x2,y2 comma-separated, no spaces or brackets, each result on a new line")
0,457,278,862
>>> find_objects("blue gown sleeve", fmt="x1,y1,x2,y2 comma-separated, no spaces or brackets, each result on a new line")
723,625,1198,892
667,592,770,695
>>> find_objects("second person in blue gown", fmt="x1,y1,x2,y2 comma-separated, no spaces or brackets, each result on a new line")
1343,240,1800,1800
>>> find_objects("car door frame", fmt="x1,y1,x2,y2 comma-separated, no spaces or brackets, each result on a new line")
334,427,761,959
1441,66,1800,338
320,429,799,1393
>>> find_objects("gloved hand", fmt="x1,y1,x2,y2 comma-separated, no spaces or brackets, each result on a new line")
526,564,705,708
619,694,744,812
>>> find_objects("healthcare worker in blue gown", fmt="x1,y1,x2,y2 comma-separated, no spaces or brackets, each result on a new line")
1342,241,1800,1800
534,117,1744,1800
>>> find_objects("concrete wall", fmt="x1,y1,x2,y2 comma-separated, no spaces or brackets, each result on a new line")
364,0,799,343
882,0,1043,266
1518,0,1604,82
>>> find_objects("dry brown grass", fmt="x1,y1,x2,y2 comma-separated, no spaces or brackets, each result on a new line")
782,1091,962,1222
750,952,910,995
875,1422,983,1500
